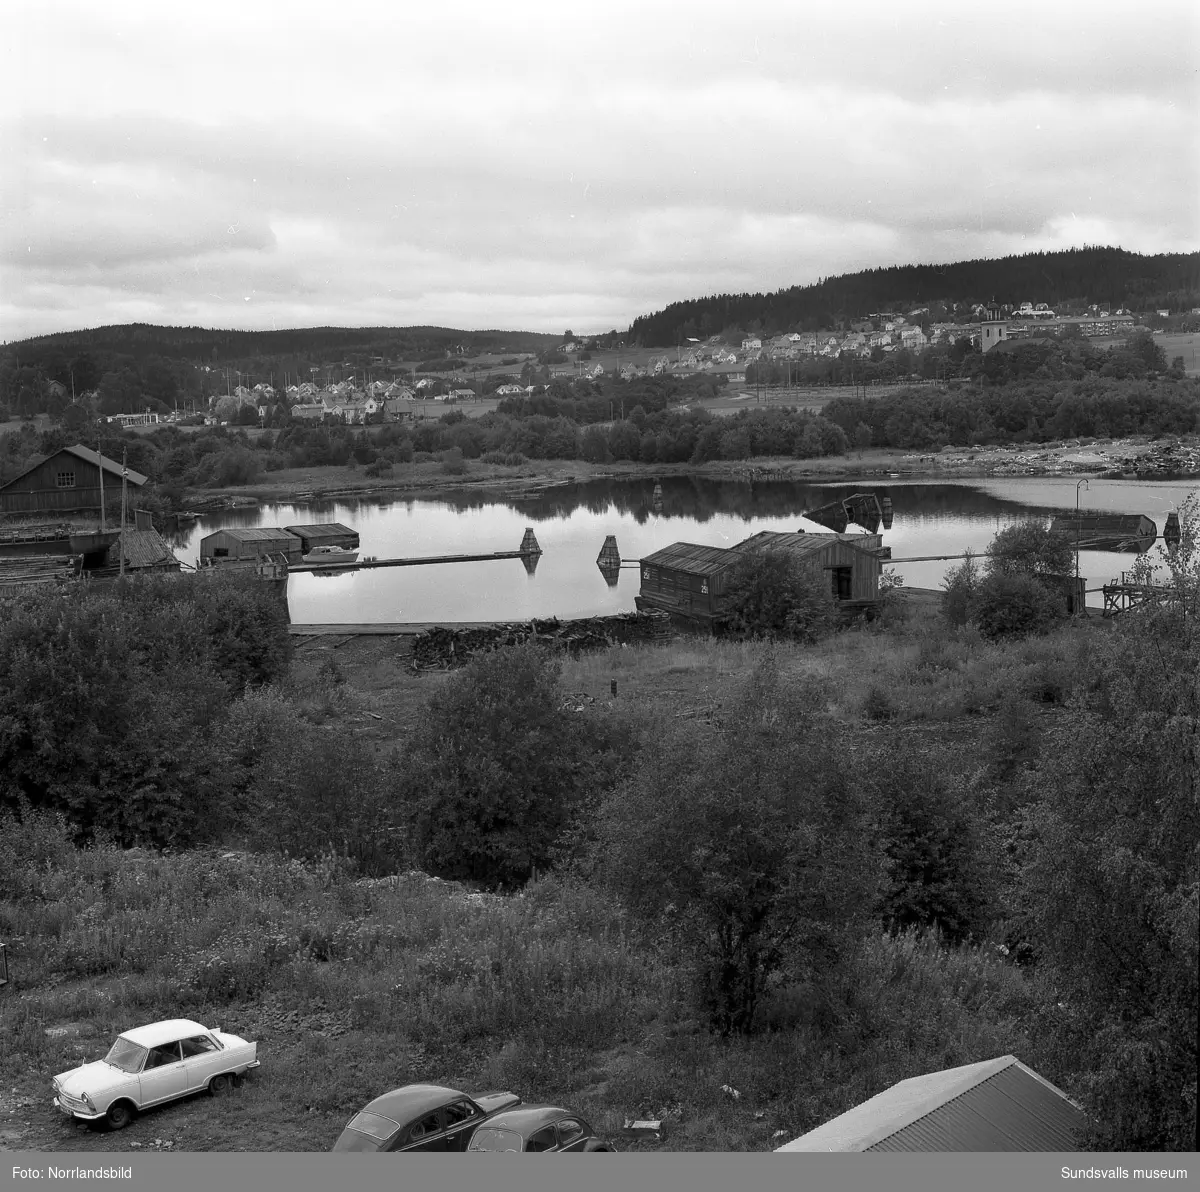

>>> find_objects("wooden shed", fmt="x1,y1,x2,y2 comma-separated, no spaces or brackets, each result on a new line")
199,526,304,566
732,530,882,605
635,542,738,625
282,522,360,553
0,445,147,516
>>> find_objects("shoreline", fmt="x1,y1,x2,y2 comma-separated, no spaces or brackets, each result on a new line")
181,434,1200,512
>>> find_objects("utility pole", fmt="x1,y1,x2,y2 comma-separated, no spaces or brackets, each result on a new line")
97,429,106,533
119,448,128,578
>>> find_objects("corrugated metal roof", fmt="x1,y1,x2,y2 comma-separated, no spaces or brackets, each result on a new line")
640,542,737,575
868,1063,1086,1152
776,1057,1086,1153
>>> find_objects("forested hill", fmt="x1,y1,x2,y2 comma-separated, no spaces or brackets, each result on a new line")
628,247,1200,345
5,324,562,365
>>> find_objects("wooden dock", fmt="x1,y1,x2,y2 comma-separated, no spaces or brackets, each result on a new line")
289,549,537,574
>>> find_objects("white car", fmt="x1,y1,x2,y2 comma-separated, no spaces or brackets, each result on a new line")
52,1018,260,1129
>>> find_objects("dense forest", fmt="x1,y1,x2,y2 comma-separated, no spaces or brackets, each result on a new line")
628,247,1200,345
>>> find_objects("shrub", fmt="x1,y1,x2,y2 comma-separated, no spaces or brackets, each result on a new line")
441,447,467,474
590,657,879,1034
941,551,980,627
986,522,1074,580
395,643,629,889
722,549,835,643
972,573,1065,640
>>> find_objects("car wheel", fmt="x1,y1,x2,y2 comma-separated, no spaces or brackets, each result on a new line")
209,1074,233,1096
106,1101,135,1130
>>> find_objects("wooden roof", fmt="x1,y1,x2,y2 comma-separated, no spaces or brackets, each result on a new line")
733,530,876,558
200,526,300,544
110,529,180,569
0,444,148,492
283,523,358,541
640,542,737,575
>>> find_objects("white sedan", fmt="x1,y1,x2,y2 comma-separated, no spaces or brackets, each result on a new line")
52,1018,260,1129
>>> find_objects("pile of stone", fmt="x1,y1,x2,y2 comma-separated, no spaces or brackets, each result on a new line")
1129,441,1200,478
410,610,673,671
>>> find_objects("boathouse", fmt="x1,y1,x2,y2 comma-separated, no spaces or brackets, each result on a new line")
0,445,147,516
199,526,304,566
636,530,883,628
732,530,883,605
282,523,360,553
635,542,738,624
775,1055,1085,1151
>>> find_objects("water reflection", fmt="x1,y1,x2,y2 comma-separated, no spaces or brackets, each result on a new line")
164,476,1197,623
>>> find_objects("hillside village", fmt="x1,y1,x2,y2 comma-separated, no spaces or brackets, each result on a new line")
139,302,1173,430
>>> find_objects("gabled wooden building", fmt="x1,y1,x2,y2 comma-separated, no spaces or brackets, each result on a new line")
0,445,148,516
635,542,738,624
199,526,304,567
282,523,360,553
732,530,882,604
635,530,883,629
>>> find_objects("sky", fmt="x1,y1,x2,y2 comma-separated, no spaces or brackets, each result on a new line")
3,0,1198,341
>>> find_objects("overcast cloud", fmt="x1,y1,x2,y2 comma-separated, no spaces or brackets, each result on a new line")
2,0,1197,340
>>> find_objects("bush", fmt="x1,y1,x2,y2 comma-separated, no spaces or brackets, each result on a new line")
722,549,835,643
395,643,628,889
986,522,1073,579
590,657,878,1034
941,551,980,626
972,573,1065,640
441,447,467,474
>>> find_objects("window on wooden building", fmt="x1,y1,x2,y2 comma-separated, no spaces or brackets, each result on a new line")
831,566,853,600
56,471,76,488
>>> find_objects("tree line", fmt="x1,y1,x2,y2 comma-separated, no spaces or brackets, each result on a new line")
628,246,1200,345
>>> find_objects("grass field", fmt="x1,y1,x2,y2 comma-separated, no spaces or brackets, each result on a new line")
0,604,1109,1154
1156,331,1200,375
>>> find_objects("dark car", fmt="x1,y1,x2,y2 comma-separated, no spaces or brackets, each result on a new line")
331,1083,521,1152
466,1105,615,1153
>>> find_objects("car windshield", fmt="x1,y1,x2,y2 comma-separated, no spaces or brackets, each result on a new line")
345,1111,402,1144
103,1038,147,1073
468,1127,524,1153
